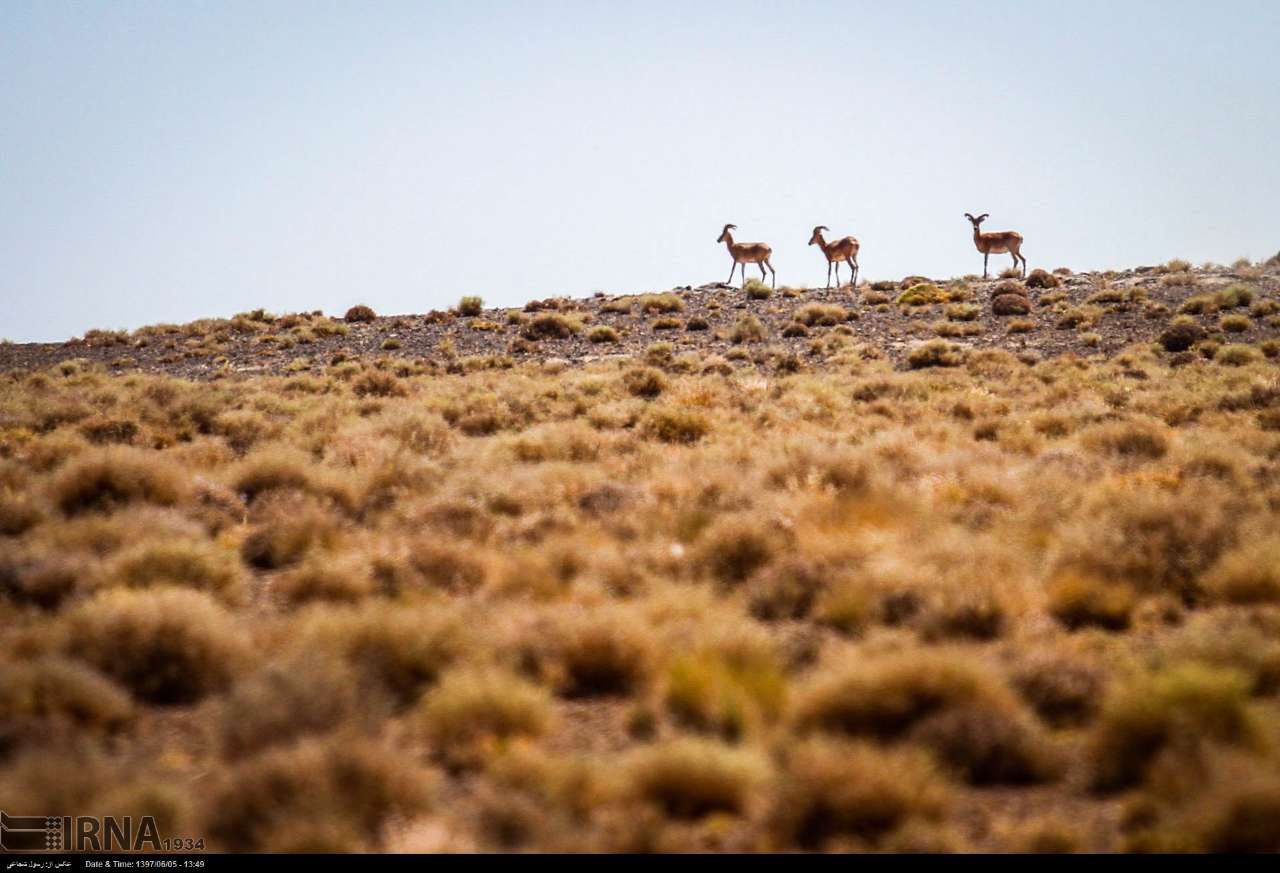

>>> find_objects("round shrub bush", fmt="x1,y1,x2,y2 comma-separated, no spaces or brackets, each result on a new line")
62,588,251,705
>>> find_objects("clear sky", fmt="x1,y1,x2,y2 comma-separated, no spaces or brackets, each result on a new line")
3,1,1278,342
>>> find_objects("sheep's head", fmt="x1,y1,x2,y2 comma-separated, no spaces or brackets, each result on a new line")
717,223,736,243
964,213,990,228
808,226,829,246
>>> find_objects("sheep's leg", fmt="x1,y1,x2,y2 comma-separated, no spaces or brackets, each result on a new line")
983,252,989,279
727,262,737,285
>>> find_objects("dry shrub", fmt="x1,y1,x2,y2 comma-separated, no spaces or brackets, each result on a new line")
1046,572,1135,631
747,557,828,621
50,447,187,516
907,339,965,369
275,552,376,604
765,443,873,494
992,294,1031,316
1202,536,1280,604
730,314,767,343
897,283,945,306
644,342,674,367
0,658,134,748
1012,654,1106,727
418,668,554,766
919,584,1009,642
78,415,140,445
343,304,376,323
934,319,982,338
352,369,407,398
588,325,619,343
696,514,787,586
792,653,1009,740
105,538,246,603
771,739,948,849
1160,612,1280,697
624,738,770,820
795,303,847,326
403,537,488,594
1219,313,1251,333
240,492,343,570
1080,418,1170,460
1190,762,1280,852
509,420,603,463
0,493,44,536
522,313,581,340
622,366,667,399
1215,343,1260,366
212,409,276,453
0,553,82,610
1163,271,1198,288
1121,751,1280,852
1178,292,1217,314
1215,284,1254,309
1024,268,1060,289
663,633,786,739
1055,305,1102,329
218,654,364,759
513,609,656,698
813,575,878,635
642,406,709,444
637,292,684,314
295,602,469,707
373,407,452,456
791,628,1055,787
910,703,1061,785
1008,818,1082,853
202,738,430,851
230,445,353,509
1089,664,1258,792
1052,483,1238,604
60,588,250,705
0,743,119,820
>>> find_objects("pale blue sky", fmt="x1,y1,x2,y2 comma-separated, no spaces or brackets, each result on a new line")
3,1,1278,342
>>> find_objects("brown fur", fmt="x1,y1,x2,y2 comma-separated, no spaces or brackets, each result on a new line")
808,226,860,289
965,213,1026,278
717,224,776,289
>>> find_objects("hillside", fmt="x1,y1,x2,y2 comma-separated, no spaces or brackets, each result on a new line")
2,258,1280,852
3,260,1279,378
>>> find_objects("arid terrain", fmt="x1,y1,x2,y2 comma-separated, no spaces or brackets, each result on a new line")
3,258,1280,852
4,261,1279,379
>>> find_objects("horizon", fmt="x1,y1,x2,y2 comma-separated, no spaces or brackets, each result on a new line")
4,1,1279,342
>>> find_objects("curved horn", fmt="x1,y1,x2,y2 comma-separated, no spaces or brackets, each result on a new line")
977,213,989,222
813,225,829,234
964,213,975,221
722,223,737,233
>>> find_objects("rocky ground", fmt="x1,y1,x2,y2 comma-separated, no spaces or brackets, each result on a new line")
3,261,1279,379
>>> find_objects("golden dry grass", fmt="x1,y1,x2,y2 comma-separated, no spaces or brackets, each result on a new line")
1,326,1280,852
